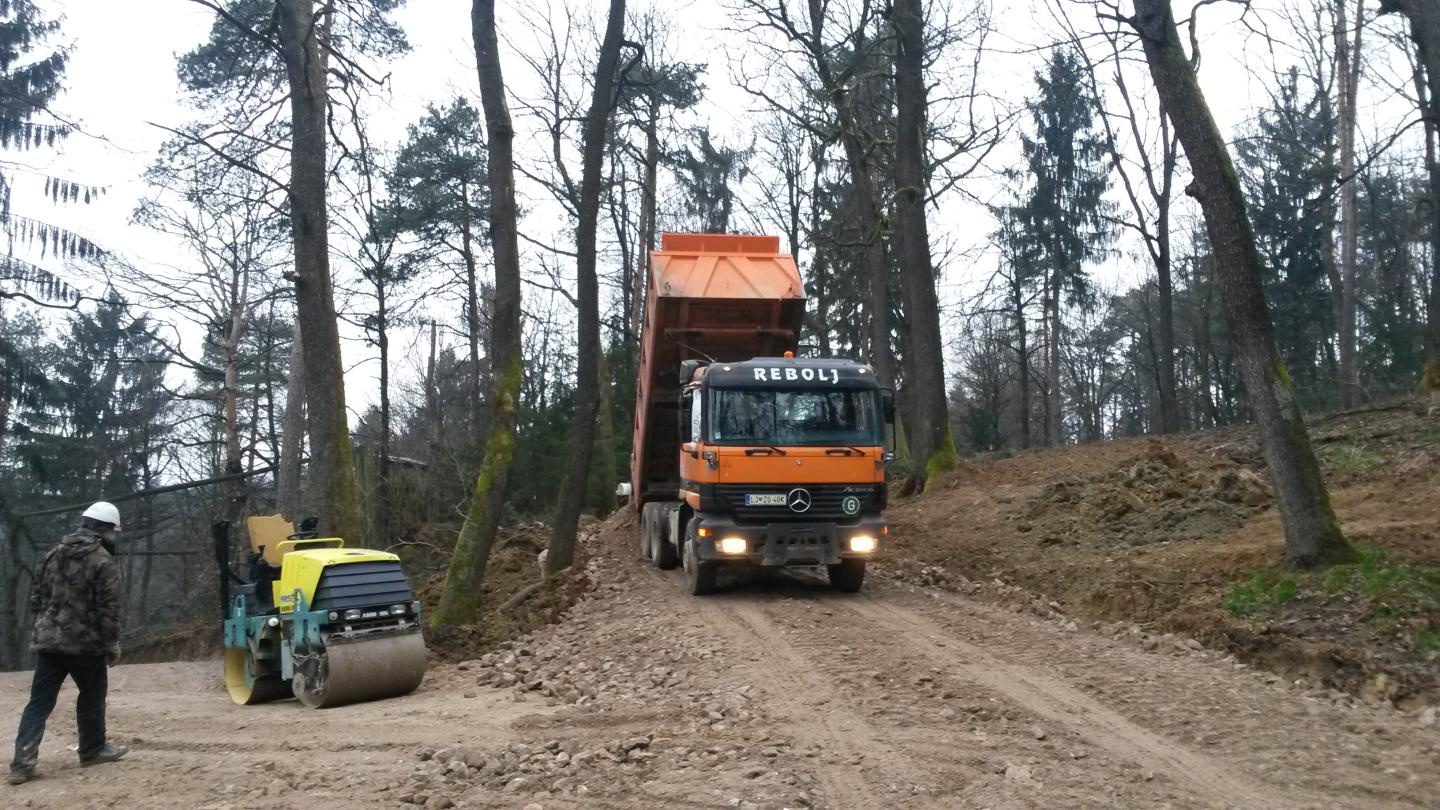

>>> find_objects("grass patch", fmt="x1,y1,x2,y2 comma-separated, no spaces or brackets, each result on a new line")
1318,443,1388,476
1226,547,1440,653
1416,628,1440,659
1223,570,1300,616
1317,547,1440,606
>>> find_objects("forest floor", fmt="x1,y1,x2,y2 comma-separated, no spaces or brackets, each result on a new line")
2,405,1437,808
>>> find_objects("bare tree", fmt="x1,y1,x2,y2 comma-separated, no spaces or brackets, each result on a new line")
1336,0,1367,405
274,0,361,538
276,314,306,520
432,0,529,624
1126,0,1355,568
547,0,632,574
1379,0,1440,398
892,0,960,488
732,0,897,386
131,157,287,526
1056,2,1184,433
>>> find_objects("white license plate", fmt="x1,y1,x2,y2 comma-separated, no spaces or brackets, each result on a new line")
744,493,788,506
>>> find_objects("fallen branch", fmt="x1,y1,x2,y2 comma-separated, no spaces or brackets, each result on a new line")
499,581,546,612
1105,579,1219,589
1310,401,1417,423
384,540,450,557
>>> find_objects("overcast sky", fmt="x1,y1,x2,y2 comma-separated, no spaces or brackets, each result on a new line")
15,0,1422,426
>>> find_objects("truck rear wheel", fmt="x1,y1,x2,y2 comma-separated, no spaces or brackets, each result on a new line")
639,503,659,561
683,538,717,595
654,506,678,570
828,558,866,593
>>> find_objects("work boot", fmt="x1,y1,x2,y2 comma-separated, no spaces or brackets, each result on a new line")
7,765,33,785
79,744,128,767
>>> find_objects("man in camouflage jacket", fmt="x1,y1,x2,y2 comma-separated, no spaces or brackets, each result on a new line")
9,502,130,785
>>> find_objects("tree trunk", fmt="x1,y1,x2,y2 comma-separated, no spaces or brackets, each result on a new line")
277,313,306,521
1427,77,1440,397
137,446,157,622
460,185,485,453
892,0,957,490
610,147,634,348
1047,269,1063,444
1337,0,1365,406
1130,0,1354,569
264,304,280,471
546,0,627,575
804,3,894,387
1380,0,1440,394
278,0,361,539
221,293,249,529
634,101,660,343
1012,273,1031,448
376,275,391,547
425,320,445,497
594,346,617,514
1153,123,1182,434
432,0,527,625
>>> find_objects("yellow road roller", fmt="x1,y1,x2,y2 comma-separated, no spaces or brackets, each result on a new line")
217,515,426,708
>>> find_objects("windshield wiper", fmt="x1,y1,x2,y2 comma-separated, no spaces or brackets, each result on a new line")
744,446,788,456
824,446,868,457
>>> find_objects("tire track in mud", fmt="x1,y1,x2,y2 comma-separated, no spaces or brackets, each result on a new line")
831,589,1287,809
641,567,946,807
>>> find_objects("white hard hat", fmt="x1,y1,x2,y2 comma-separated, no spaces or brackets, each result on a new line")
82,501,121,529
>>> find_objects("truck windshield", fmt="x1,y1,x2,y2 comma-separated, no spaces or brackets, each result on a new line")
708,387,882,446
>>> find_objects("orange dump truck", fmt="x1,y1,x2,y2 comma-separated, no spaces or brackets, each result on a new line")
625,233,895,594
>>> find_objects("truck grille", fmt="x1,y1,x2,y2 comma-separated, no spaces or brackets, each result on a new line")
709,483,884,522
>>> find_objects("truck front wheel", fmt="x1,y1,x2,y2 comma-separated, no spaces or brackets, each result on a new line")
683,538,717,595
828,558,866,593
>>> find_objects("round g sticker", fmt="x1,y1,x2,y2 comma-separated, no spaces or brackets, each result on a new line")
841,496,862,515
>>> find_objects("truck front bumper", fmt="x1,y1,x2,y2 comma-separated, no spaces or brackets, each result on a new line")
691,514,885,566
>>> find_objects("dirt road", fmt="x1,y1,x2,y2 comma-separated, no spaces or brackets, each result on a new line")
2,529,1437,809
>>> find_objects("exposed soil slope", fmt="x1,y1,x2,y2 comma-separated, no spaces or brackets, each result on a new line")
885,406,1440,706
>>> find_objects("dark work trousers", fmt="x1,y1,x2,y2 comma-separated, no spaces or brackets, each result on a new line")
10,651,108,769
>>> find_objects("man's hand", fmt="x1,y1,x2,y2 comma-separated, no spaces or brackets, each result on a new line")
106,645,121,667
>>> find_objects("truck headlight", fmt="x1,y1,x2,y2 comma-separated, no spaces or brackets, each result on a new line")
343,609,363,620
718,537,748,555
849,535,877,553
390,604,407,615
327,611,339,621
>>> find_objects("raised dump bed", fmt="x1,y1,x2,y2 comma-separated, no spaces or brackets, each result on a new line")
629,233,805,507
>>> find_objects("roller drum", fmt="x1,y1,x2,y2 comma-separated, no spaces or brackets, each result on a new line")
224,647,293,705
295,631,427,709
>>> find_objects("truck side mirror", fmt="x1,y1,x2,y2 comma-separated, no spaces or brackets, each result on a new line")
881,388,896,422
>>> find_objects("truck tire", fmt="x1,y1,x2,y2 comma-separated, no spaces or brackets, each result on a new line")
654,506,679,570
683,538,717,595
828,558,866,593
639,503,658,561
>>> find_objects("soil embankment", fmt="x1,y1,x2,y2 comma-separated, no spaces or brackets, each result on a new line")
885,406,1440,706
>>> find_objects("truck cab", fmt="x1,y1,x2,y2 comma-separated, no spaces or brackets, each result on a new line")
629,233,894,594
674,356,893,592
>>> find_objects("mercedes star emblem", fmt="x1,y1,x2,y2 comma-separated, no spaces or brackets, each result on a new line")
787,488,812,513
